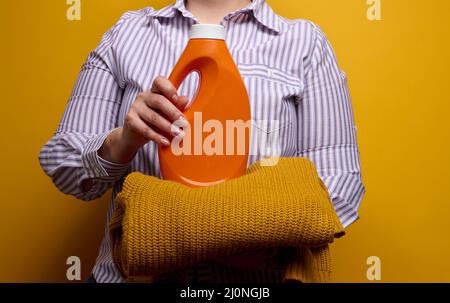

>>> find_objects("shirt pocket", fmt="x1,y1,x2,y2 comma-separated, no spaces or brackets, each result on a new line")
236,63,303,163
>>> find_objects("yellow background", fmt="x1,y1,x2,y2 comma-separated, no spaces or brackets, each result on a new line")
1,0,449,282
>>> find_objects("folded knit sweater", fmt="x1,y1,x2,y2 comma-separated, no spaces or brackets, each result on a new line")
109,157,345,283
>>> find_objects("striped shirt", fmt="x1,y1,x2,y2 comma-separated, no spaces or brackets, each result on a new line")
39,0,365,283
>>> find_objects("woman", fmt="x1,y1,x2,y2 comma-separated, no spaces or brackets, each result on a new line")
39,0,365,283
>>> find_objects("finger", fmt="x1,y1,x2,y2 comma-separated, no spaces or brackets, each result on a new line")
127,113,170,146
137,102,182,137
144,93,185,123
173,95,190,111
151,76,178,103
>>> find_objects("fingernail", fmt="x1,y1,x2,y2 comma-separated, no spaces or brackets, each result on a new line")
171,94,178,101
172,127,181,136
161,137,170,146
177,116,188,128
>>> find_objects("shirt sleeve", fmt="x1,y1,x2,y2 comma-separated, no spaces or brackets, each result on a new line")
297,23,365,228
38,14,130,201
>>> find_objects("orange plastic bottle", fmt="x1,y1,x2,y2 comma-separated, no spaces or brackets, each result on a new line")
158,24,251,188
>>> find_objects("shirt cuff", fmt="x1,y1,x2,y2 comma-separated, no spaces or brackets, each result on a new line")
81,129,131,182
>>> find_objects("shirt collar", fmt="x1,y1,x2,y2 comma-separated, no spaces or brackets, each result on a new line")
148,0,288,34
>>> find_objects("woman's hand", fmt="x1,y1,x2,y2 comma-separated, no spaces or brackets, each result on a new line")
98,76,189,164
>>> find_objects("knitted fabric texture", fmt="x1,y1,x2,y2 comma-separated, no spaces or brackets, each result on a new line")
109,157,345,282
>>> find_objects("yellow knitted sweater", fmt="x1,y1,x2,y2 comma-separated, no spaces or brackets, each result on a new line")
109,157,345,283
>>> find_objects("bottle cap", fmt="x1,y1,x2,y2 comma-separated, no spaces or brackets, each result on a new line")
189,24,225,40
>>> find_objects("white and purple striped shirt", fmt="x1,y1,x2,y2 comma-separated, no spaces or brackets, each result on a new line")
39,0,365,283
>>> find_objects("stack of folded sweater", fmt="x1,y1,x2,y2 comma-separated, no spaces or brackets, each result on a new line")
109,157,345,282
